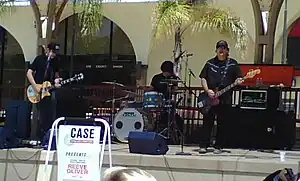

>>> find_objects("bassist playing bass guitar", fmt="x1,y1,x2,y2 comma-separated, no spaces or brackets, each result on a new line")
198,40,243,154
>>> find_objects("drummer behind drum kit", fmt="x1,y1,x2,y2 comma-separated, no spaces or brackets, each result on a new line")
101,81,149,143
101,78,184,144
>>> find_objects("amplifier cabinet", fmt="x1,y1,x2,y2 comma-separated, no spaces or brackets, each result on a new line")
222,108,295,150
240,89,267,110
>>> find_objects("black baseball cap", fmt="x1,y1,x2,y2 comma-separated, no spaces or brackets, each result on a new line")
216,40,229,50
47,42,60,53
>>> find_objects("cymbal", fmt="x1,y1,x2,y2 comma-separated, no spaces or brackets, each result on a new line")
174,90,185,93
101,81,125,87
161,79,183,83
105,95,129,103
123,90,138,95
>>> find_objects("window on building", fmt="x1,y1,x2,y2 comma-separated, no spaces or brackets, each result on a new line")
0,26,25,107
57,15,136,86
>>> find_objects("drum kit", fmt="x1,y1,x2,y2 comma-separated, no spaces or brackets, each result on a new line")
100,78,184,144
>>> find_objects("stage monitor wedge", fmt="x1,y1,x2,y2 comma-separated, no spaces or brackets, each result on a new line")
128,131,169,155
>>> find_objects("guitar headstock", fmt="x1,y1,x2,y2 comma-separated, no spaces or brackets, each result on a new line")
244,69,261,79
72,73,84,81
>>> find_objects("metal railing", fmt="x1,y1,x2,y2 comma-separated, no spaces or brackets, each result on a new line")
0,85,300,144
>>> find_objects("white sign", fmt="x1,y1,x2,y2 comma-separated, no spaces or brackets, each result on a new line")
57,125,101,181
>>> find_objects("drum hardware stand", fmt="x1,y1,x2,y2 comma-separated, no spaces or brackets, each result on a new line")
111,80,116,122
159,84,184,145
159,83,176,140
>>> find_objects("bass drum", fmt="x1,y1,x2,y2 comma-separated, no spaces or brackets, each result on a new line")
113,108,152,143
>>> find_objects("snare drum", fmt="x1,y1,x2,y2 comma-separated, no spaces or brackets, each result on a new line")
113,108,149,143
143,91,164,109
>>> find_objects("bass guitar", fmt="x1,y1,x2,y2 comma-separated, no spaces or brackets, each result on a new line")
197,69,261,114
27,73,84,104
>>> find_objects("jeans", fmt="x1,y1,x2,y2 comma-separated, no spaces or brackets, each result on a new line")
199,104,230,148
36,92,57,140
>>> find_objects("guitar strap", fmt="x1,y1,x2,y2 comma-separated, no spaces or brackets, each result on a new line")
43,58,55,82
218,58,230,87
41,57,54,97
43,56,52,81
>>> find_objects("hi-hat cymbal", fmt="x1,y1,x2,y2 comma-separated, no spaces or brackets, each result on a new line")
101,81,125,87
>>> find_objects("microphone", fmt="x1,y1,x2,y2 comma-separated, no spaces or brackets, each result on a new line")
189,68,196,78
186,53,193,57
176,97,183,107
174,51,186,62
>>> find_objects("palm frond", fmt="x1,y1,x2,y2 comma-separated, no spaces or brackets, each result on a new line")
191,3,248,57
76,0,103,44
152,1,193,42
0,0,15,17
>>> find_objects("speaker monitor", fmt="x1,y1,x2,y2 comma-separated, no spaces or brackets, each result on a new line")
128,131,169,155
0,100,31,148
5,100,31,139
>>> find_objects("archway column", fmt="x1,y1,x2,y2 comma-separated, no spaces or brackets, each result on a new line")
265,0,284,64
251,0,265,64
251,0,284,64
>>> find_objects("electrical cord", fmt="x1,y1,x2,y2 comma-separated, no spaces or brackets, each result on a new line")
163,155,176,181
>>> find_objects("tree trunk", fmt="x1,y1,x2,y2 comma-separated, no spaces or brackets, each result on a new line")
251,0,265,64
265,0,284,64
173,26,183,77
53,0,69,40
45,0,58,44
30,0,43,54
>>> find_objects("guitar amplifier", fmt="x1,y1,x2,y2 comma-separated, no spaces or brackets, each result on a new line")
240,89,267,110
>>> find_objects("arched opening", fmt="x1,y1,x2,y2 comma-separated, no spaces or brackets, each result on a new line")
57,15,136,86
0,26,25,108
287,18,300,68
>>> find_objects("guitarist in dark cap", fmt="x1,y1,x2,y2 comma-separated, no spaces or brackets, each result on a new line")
198,40,243,154
27,42,62,140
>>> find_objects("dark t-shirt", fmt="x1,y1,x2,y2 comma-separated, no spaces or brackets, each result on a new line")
150,73,178,99
199,57,242,101
29,55,59,84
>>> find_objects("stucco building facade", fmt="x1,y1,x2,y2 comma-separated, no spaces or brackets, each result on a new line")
1,0,300,89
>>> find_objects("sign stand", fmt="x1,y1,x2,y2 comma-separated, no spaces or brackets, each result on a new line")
43,117,112,181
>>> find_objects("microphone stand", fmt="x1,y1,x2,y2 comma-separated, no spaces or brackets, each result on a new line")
176,53,193,156
187,69,195,108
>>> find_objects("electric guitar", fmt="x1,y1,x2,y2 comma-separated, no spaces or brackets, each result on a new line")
27,73,84,104
197,69,261,114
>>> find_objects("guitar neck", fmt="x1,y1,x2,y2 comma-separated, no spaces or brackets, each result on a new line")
48,78,76,90
215,77,246,97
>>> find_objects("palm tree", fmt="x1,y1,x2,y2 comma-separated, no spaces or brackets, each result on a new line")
0,0,103,51
152,0,248,77
33,0,104,48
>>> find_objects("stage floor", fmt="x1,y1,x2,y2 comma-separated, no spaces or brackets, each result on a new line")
0,144,300,181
